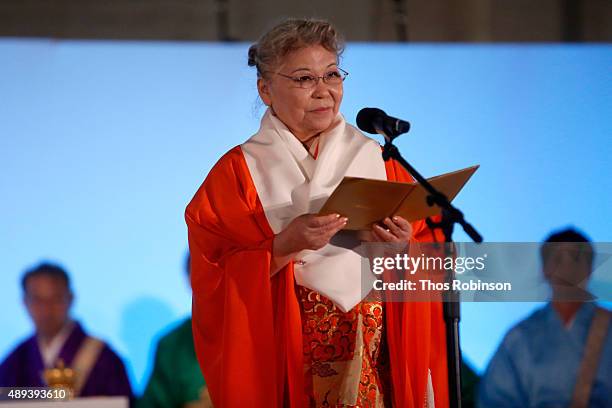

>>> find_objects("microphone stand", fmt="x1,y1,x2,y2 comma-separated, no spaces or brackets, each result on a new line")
381,139,482,408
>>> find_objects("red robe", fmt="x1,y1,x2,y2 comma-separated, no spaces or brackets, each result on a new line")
186,146,449,407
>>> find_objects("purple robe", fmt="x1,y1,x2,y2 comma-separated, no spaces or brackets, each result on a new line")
0,321,132,398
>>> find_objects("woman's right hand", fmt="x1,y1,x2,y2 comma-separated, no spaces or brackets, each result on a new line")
272,213,348,258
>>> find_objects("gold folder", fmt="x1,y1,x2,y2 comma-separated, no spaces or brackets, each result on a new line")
318,165,479,230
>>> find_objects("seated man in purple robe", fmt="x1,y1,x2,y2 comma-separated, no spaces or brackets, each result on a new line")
0,262,133,398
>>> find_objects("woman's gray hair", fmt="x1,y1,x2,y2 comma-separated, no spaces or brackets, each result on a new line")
248,18,345,78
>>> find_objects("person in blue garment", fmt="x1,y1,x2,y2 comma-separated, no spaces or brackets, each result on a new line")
0,262,133,399
478,228,612,407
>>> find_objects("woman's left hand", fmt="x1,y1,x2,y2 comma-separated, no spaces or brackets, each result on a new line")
363,216,413,242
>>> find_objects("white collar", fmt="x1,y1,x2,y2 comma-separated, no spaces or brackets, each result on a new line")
38,320,75,368
241,109,386,311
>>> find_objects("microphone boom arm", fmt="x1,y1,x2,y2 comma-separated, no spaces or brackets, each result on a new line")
381,142,482,243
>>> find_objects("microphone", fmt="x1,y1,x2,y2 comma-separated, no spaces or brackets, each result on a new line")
356,108,411,141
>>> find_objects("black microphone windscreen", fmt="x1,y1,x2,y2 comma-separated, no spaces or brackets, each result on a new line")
356,107,386,134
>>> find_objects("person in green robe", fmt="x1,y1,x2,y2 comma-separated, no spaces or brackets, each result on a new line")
138,255,211,408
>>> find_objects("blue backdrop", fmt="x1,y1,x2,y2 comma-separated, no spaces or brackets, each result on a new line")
1,39,610,393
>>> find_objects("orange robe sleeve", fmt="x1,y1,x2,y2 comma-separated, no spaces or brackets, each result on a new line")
384,158,450,408
185,146,307,408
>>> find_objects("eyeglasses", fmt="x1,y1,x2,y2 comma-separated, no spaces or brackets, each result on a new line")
268,68,349,89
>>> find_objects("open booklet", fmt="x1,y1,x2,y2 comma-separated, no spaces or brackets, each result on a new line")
318,165,479,230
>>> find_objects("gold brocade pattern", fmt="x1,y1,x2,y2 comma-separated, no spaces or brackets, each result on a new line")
298,285,391,408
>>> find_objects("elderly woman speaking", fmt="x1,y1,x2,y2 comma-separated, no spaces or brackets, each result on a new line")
186,18,448,408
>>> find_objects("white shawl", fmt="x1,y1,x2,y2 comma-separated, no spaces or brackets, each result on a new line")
241,109,386,312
